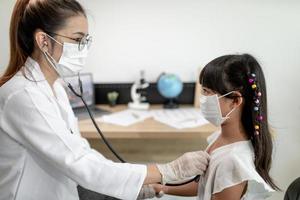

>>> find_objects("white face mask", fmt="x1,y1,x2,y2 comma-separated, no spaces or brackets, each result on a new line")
43,35,88,78
199,91,237,127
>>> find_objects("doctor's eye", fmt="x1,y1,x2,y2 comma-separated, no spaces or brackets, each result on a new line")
74,38,82,42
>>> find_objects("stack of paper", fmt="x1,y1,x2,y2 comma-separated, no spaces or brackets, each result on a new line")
98,108,209,129
151,108,209,129
99,109,151,126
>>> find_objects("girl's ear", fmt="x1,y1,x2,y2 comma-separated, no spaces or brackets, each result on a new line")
231,91,243,108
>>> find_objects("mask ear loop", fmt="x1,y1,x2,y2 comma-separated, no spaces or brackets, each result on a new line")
218,91,243,120
219,91,235,98
41,33,68,83
46,34,63,46
224,96,243,118
42,33,63,69
43,51,66,82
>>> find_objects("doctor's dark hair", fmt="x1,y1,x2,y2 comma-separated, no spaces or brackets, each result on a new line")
0,0,86,86
199,54,280,191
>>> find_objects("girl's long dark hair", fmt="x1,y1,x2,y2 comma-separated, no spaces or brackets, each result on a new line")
0,0,86,86
200,54,280,190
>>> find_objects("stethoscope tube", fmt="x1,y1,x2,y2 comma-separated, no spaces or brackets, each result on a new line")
67,78,125,163
67,75,200,185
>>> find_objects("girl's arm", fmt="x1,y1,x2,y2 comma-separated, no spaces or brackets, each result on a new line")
211,181,247,200
153,181,199,196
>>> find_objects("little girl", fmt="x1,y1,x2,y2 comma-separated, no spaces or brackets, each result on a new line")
152,54,280,200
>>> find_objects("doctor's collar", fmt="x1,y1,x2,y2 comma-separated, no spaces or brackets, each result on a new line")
23,57,48,83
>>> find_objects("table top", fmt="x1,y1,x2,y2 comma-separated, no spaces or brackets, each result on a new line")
79,105,217,139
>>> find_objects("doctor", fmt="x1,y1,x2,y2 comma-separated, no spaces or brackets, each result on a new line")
0,0,210,200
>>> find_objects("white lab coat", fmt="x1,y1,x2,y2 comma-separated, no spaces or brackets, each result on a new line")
0,57,147,200
197,131,274,200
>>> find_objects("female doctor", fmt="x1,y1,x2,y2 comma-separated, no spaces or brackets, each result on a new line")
0,0,210,200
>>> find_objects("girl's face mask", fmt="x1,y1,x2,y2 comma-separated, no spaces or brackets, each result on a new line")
199,91,237,127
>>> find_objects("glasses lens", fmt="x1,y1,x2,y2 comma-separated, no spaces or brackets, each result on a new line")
79,39,85,51
86,36,92,49
79,35,92,51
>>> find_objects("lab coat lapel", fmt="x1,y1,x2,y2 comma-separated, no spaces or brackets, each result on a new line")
24,57,75,134
53,82,79,135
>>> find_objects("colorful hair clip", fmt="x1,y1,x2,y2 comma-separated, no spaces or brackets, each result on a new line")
257,115,263,121
248,72,263,136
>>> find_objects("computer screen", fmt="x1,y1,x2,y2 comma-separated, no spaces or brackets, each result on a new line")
63,73,94,109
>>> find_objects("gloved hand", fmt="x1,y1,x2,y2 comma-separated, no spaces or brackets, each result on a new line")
137,185,164,199
156,151,210,184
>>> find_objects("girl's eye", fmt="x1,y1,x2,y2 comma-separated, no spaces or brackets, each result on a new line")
202,89,209,95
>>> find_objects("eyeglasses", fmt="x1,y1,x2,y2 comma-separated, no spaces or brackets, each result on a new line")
47,32,92,51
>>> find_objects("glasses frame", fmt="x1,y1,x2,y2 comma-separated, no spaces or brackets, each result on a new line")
47,32,92,51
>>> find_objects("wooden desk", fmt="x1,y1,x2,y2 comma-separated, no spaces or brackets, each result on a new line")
79,105,217,162
79,105,217,140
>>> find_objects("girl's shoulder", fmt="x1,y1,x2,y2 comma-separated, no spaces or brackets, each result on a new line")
209,140,254,172
207,141,274,198
206,131,253,158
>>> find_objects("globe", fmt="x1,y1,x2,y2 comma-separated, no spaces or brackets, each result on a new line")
157,73,183,108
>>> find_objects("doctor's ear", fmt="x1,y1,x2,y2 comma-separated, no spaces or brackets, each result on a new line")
34,31,49,52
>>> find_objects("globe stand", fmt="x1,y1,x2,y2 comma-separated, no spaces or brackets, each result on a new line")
163,98,179,109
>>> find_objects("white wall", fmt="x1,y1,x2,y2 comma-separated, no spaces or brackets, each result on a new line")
0,0,13,72
1,1,300,200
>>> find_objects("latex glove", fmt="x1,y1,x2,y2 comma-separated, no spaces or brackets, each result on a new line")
137,185,164,199
156,151,210,184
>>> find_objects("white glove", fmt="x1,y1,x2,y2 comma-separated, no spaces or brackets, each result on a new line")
156,151,210,184
137,185,164,199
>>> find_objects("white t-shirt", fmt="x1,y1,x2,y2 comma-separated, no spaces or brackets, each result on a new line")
197,131,274,200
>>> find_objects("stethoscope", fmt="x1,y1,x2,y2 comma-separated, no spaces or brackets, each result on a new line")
67,74,200,186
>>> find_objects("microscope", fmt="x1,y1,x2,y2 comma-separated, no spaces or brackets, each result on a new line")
128,70,150,110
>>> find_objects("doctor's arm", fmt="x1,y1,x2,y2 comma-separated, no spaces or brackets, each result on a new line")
1,89,147,200
140,150,210,199
144,148,209,185
154,150,210,185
